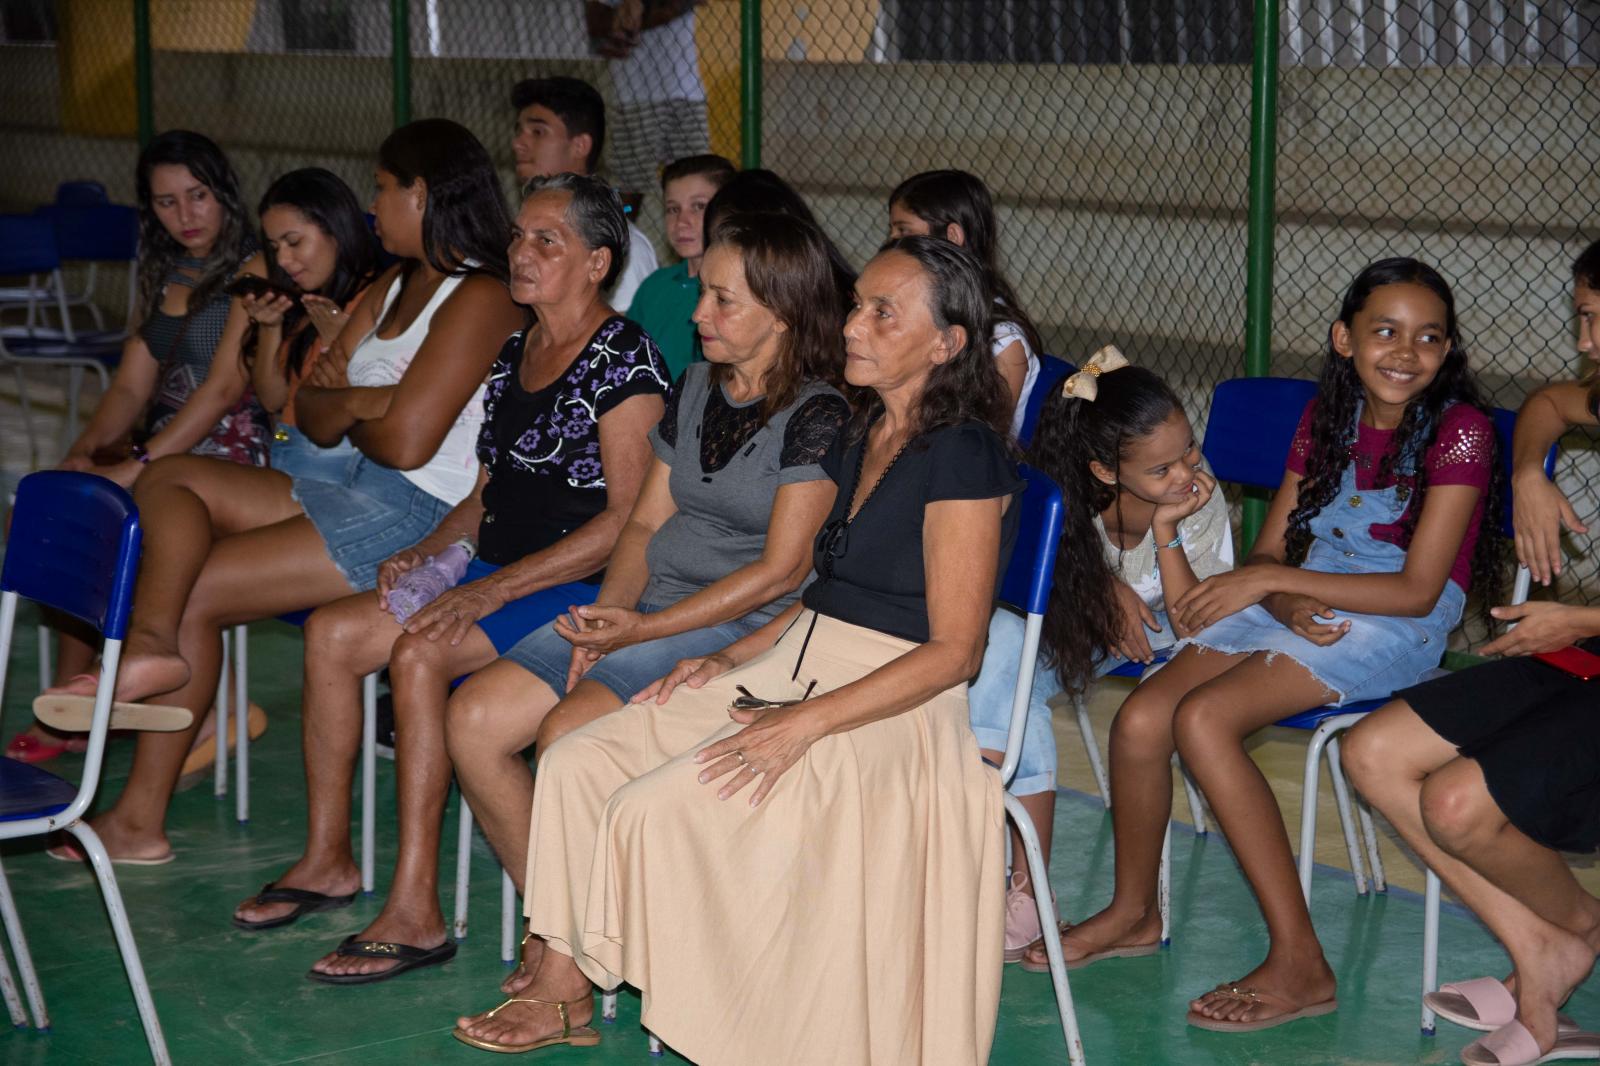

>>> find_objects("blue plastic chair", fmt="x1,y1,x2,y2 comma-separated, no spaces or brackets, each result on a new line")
1016,353,1074,446
994,465,1087,1066
0,214,126,466
0,472,170,1063
35,201,141,334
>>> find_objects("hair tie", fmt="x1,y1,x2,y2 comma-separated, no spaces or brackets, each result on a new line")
1060,345,1131,401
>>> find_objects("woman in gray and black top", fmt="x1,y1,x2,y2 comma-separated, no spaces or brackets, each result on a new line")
444,212,850,961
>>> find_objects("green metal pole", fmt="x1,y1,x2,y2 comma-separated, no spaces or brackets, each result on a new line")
133,0,153,147
391,0,412,128
1241,0,1280,549
739,0,761,168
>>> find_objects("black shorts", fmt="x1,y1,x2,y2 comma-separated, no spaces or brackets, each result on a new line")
1398,642,1600,853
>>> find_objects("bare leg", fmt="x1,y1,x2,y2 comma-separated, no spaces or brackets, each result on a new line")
1420,757,1600,1052
1173,653,1340,1025
448,669,621,994
310,623,498,977
1025,647,1243,968
82,515,351,859
234,593,403,926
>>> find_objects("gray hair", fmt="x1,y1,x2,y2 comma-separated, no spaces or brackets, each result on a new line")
521,172,629,290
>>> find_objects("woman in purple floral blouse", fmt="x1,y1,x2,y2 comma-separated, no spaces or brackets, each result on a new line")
232,175,670,985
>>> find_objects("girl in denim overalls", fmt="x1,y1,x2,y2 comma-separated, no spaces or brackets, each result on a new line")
1045,258,1503,1036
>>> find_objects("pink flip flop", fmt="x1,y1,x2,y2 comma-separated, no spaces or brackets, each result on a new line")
1461,1020,1600,1065
1426,977,1579,1034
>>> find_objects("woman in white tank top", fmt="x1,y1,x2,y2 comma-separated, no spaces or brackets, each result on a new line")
42,120,526,864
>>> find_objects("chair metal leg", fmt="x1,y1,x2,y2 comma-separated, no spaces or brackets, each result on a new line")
68,823,171,1065
500,871,516,965
36,623,52,692
1072,696,1110,807
601,989,618,1022
1004,792,1087,1066
649,1032,664,1055
0,948,26,1029
10,366,38,468
1325,737,1369,896
1422,868,1441,1034
233,624,249,824
361,672,377,894
1357,796,1386,893
1158,819,1172,946
213,629,230,797
454,799,474,941
1297,725,1328,903
60,366,83,457
0,857,45,1029
1174,754,1207,835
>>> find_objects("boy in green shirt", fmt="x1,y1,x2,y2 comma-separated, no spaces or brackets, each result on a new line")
626,153,735,380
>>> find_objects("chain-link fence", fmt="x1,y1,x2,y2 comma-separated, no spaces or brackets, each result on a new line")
1,0,1595,623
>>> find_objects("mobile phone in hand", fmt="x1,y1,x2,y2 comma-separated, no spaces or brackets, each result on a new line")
225,275,302,302
1533,644,1600,681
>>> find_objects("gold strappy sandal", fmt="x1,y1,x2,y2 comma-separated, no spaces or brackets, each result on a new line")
452,994,601,1054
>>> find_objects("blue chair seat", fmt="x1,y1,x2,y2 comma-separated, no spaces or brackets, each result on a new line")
1275,698,1385,732
4,329,123,362
0,759,76,822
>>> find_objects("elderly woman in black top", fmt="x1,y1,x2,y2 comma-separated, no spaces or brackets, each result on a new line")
452,236,1020,1064
232,174,669,982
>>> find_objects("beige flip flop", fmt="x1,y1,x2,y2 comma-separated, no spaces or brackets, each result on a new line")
34,688,193,734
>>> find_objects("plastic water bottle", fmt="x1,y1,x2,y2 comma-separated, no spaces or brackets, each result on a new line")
387,538,476,625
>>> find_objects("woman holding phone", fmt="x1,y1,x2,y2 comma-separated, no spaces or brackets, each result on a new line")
9,129,271,764
241,167,383,483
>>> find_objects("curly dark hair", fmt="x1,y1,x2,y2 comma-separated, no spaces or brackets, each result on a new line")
888,169,1043,358
847,237,1010,445
1026,366,1184,694
706,211,848,422
134,130,251,327
1284,257,1507,619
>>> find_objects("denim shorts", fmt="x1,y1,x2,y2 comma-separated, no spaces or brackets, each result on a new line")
500,602,762,702
269,424,359,485
461,559,599,656
291,457,456,592
968,607,1174,796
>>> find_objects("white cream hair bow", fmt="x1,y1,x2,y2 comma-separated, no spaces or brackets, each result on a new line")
1059,345,1131,401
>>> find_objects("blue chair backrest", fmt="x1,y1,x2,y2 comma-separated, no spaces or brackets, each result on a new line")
37,203,139,262
999,465,1065,616
1204,377,1555,541
0,213,62,276
54,180,109,207
1202,377,1320,490
1016,354,1074,447
2,472,142,639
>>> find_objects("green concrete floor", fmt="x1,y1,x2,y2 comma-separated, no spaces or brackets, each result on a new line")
1,613,1593,1065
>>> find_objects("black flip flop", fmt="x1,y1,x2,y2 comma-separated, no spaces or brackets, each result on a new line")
232,883,358,932
306,935,458,985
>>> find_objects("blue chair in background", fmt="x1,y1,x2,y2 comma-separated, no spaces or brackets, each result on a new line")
1016,353,1073,446
36,200,141,334
0,472,171,1063
0,214,126,466
996,464,1087,1066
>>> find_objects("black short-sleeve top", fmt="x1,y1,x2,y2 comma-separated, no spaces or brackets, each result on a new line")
801,419,1024,643
475,316,671,573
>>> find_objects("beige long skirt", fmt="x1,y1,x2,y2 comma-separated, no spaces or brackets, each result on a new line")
524,610,1007,1066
